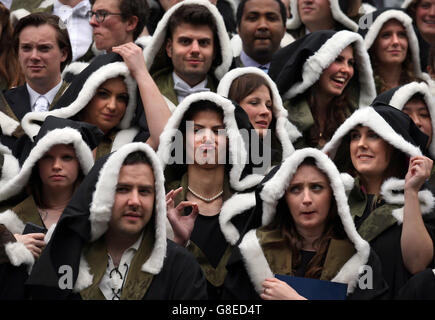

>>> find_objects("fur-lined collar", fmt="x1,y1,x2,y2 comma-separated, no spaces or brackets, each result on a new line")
217,67,301,159
0,144,19,187
143,0,233,81
236,148,370,295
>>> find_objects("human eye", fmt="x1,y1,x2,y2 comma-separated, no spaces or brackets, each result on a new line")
117,94,129,104
245,13,258,21
266,13,280,22
20,44,32,52
310,183,324,192
116,185,130,193
96,10,108,19
179,37,191,45
288,184,301,193
380,32,391,39
62,154,75,161
97,90,110,98
398,31,407,38
198,39,211,47
139,188,152,196
348,59,356,67
367,131,380,139
349,130,360,140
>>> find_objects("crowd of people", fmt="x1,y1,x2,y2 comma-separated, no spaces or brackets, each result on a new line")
0,0,435,301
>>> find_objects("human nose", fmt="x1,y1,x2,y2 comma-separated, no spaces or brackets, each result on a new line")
190,40,200,53
52,157,62,171
258,103,271,116
201,129,214,143
302,188,312,205
89,12,98,26
409,114,421,128
128,189,140,207
391,33,400,45
106,97,117,111
357,134,368,148
30,48,40,61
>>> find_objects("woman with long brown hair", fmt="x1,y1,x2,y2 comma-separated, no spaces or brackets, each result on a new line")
0,2,24,90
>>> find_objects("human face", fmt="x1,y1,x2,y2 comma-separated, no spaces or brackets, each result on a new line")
166,23,215,87
90,0,136,51
239,84,273,138
185,110,227,167
349,126,394,179
38,144,80,191
416,0,435,42
109,163,155,238
18,24,67,92
238,0,285,65
317,46,355,99
298,0,335,31
81,77,128,134
285,164,332,236
403,99,433,147
373,19,408,66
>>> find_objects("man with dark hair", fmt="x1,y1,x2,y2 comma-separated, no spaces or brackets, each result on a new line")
1,12,71,128
89,0,149,52
234,0,286,72
144,0,232,107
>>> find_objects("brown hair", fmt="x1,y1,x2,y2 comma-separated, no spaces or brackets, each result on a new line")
265,158,347,279
228,73,272,106
404,0,420,20
13,12,72,72
0,3,24,89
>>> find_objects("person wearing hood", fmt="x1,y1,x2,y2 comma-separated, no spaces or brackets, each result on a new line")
323,103,435,298
0,116,101,299
160,92,268,299
217,67,301,165
20,43,171,161
286,0,361,40
358,8,427,94
144,0,233,108
219,148,388,300
269,30,376,149
25,142,207,300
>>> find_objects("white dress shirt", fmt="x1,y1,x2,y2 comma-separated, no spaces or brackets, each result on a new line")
172,72,210,103
240,50,270,73
27,80,63,112
53,0,93,61
99,232,144,300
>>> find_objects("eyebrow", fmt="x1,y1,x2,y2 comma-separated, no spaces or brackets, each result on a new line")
193,124,225,129
116,183,154,189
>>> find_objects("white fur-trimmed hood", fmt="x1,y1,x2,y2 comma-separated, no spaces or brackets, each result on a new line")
237,148,371,295
287,0,359,31
282,30,376,106
143,0,233,80
157,91,266,192
217,67,301,159
0,144,19,187
74,143,167,292
0,127,95,202
21,62,138,141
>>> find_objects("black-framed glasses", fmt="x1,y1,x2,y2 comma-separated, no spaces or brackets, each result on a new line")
87,10,123,23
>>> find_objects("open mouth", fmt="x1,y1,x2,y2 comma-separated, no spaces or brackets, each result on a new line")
331,76,347,87
357,154,374,160
255,120,269,128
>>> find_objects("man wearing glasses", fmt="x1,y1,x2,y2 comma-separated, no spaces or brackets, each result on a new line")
88,0,149,52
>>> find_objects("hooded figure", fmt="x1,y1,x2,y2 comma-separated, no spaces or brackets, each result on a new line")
220,148,387,300
20,53,148,161
358,8,430,93
25,142,207,300
217,67,301,164
143,0,233,107
322,104,435,298
159,91,269,299
286,0,361,39
268,30,376,149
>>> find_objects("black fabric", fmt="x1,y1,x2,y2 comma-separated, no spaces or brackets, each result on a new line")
268,30,337,94
3,85,31,121
294,250,316,277
357,8,408,40
397,268,435,299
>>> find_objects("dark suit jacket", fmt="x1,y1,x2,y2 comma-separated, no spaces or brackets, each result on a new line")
3,85,32,121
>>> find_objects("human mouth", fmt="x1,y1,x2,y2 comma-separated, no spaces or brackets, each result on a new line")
331,76,348,87
255,120,269,129
199,144,215,151
123,211,142,220
357,154,374,160
49,175,66,181
301,6,314,14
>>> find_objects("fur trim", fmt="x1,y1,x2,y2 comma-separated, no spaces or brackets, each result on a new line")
143,0,232,80
61,62,90,80
89,143,167,274
340,173,355,193
362,10,422,77
239,148,370,295
111,127,140,152
388,82,435,159
135,35,153,50
44,223,56,244
0,128,95,202
322,106,423,160
73,254,93,292
10,9,30,24
238,229,274,295
0,153,20,186
0,210,26,235
401,0,414,8
380,177,435,224
5,241,35,268
217,66,301,153
39,0,54,7
286,0,358,31
219,191,256,245
0,111,20,136
360,3,377,14
21,62,137,140
157,91,265,191
283,30,376,106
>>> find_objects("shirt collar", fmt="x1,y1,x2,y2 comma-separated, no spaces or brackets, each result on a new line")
240,50,270,72
172,72,208,90
27,80,63,109
54,0,91,17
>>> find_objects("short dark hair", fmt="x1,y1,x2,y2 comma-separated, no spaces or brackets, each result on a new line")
167,4,222,69
13,12,72,71
236,0,287,28
90,0,149,40
122,151,152,166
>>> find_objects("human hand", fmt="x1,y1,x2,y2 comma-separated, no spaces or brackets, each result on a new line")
404,156,433,193
111,42,148,80
13,233,46,259
166,187,199,246
261,277,307,300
